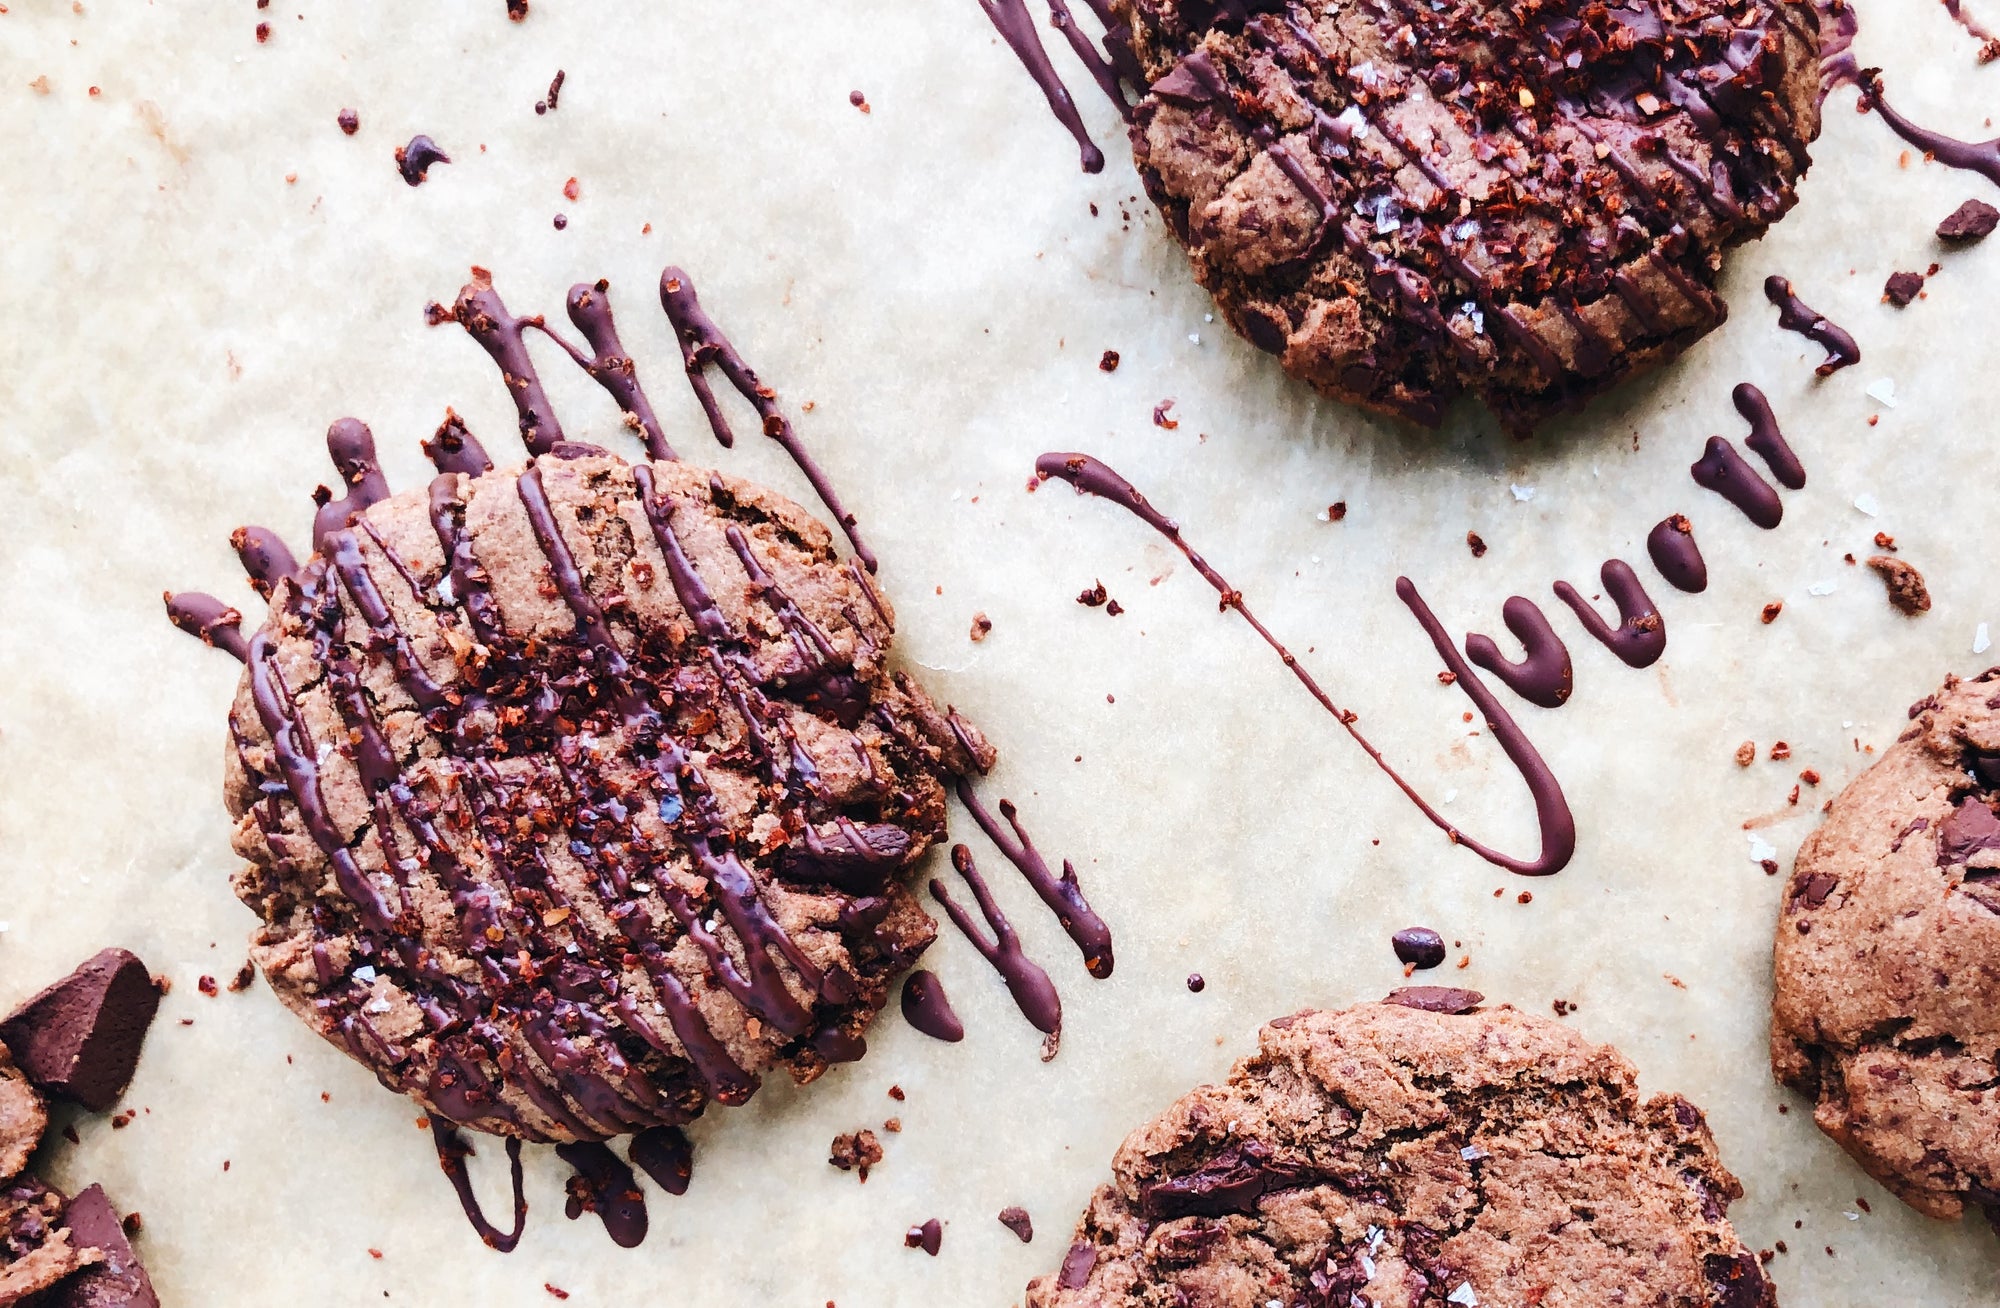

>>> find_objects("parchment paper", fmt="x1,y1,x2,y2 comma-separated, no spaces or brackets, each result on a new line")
1,2,1996,1303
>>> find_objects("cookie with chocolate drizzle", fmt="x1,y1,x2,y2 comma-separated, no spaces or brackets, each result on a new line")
1031,996,1773,1307
1117,0,1823,432
1771,668,2000,1231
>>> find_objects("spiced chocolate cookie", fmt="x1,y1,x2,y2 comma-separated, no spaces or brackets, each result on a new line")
1771,668,2000,1228
216,450,992,1144
1030,994,1773,1307
1118,0,1821,432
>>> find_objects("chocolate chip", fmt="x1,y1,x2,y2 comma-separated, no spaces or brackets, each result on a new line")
904,1217,942,1255
1391,927,1447,970
997,1206,1033,1242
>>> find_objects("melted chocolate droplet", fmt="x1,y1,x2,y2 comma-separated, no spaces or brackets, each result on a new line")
955,778,1113,977
555,1140,648,1248
1391,927,1447,970
900,970,966,1043
659,267,877,572
1553,560,1666,670
1383,986,1484,1014
1033,451,1575,876
1691,435,1784,529
231,526,300,598
1763,276,1859,376
628,1125,693,1197
395,134,451,186
163,592,248,663
1186,972,1206,992
1733,382,1804,489
422,409,496,477
431,1122,528,1253
1646,514,1708,594
930,847,1063,1036
1464,597,1573,708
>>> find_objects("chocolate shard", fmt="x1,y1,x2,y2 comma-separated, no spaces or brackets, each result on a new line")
45,1184,159,1308
0,950,160,1111
1382,986,1484,1014
776,822,912,892
1138,1140,1300,1219
1937,198,2000,242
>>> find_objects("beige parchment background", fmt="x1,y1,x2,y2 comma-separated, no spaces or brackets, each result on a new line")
1,2,1997,1304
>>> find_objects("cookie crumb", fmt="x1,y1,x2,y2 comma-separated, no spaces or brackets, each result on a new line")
1098,350,1120,372
1882,271,1924,306
1770,742,1791,761
1327,501,1347,522
969,612,992,642
228,963,255,992
1866,555,1931,615
1466,531,1488,558
1761,601,1783,625
829,1129,883,1182
1076,581,1109,608
1735,741,1756,767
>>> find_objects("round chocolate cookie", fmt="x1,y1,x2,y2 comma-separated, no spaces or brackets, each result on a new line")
222,451,992,1143
1771,668,2000,1228
1118,0,1822,432
1030,995,1773,1307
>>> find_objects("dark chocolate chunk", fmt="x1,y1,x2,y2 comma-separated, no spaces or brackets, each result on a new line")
1937,198,2000,241
905,1217,942,1255
1382,986,1484,1015
1391,927,1447,970
1883,271,1925,306
0,950,159,1111
997,1205,1034,1242
1939,796,2000,868
393,134,450,186
46,1184,159,1308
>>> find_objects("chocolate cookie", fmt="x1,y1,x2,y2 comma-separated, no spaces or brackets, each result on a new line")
219,450,992,1143
1030,997,1773,1307
1118,0,1821,432
1771,668,2000,1228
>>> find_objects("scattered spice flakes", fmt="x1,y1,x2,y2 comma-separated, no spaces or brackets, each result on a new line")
882,1117,902,1134
829,1129,884,1182
367,1249,383,1261
544,1286,570,1302
1873,532,1897,552
887,1084,905,1101
848,90,872,113
1761,601,1784,625
255,21,271,42
1937,198,2000,241
1551,998,1576,1016
1076,581,1109,608
1098,349,1120,372
1734,741,1757,767
1327,501,1347,521
1800,769,1821,786
1466,531,1488,558
228,963,256,992
1666,975,1687,989
110,1111,134,1130
1105,598,1125,617
30,76,52,95
197,975,218,997
1437,670,1458,686
969,612,992,642
562,176,580,201
1152,399,1179,429
998,1206,1034,1243
1770,741,1792,761
336,108,359,135
1883,270,1925,306
1867,555,1932,615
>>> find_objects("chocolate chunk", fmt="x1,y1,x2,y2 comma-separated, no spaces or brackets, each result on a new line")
1391,927,1447,970
1883,271,1925,306
1057,1240,1097,1288
1937,199,2000,242
905,1217,942,1255
1939,796,2000,868
1382,986,1483,1014
1793,873,1838,910
997,1205,1034,1242
1703,1251,1771,1308
44,1184,158,1308
0,950,160,1111
393,134,450,186
1138,1140,1297,1219
1866,555,1931,615
0,1177,98,1301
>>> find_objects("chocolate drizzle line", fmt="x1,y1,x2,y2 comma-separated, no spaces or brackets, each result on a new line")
1762,275,1859,376
1464,597,1573,709
1646,514,1708,594
974,0,1137,172
1692,435,1784,529
163,592,248,662
628,1125,694,1197
1553,561,1666,670
1035,451,1575,877
432,1121,528,1253
930,846,1064,1036
658,268,877,573
954,777,1113,977
1732,382,1804,490
900,968,967,1042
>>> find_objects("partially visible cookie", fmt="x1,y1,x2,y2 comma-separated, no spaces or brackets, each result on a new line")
1771,668,2000,1227
1030,998,1772,1307
0,1045,44,1184
1118,0,1821,432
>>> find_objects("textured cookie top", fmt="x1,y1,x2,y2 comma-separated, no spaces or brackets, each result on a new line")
1030,1001,1772,1307
0,1046,43,1184
225,452,992,1144
1771,668,2000,1224
1119,0,1821,432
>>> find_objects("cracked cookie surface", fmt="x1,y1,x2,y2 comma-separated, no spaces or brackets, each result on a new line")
1030,998,1772,1307
224,452,992,1144
1117,0,1821,432
1771,668,2000,1227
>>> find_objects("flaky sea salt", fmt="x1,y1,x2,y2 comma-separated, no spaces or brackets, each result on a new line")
1808,580,1837,596
1460,1145,1488,1160
1510,484,1536,502
352,965,378,984
1853,493,1881,517
1188,332,1201,345
1335,104,1370,140
1748,833,1779,864
1976,623,1992,655
1865,377,1898,408
1448,1285,1480,1306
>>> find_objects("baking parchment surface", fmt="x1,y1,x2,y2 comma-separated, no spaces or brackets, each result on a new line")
0,2,1996,1304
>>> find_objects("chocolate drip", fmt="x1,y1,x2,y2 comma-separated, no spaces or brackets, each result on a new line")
955,778,1113,978
930,846,1063,1035
555,1141,648,1248
395,134,450,186
449,272,566,454
1941,0,2000,48
1762,276,1859,376
1691,435,1783,529
432,1122,528,1252
628,1125,693,1197
900,969,966,1042
1732,383,1805,489
163,592,248,662
1553,561,1667,670
1463,597,1573,709
975,0,1109,172
1646,514,1708,593
658,267,877,572
1859,72,2000,187
533,280,676,462
312,418,392,551
425,475,504,645
1046,0,1137,117
1035,451,1575,876
231,526,300,598
423,409,496,476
